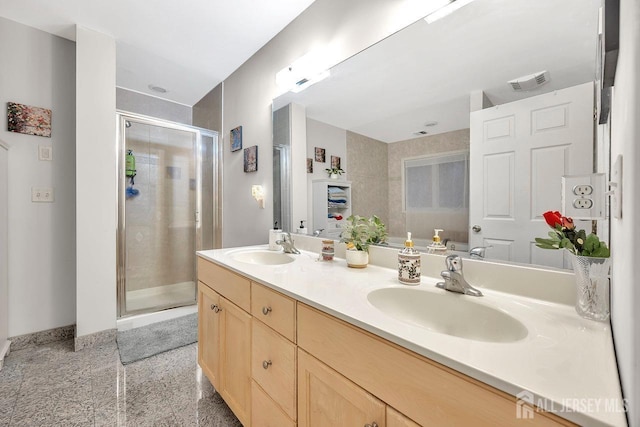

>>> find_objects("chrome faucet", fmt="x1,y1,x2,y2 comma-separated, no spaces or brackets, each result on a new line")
312,228,325,237
436,255,483,297
469,246,491,259
276,232,300,254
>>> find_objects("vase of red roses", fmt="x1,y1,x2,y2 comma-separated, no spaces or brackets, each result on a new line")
535,211,611,322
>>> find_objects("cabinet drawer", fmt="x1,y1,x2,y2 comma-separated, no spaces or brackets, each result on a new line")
197,257,250,312
297,304,574,427
251,283,296,342
251,381,296,427
252,319,296,419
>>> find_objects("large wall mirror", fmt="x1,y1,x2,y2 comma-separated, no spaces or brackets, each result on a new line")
273,0,606,269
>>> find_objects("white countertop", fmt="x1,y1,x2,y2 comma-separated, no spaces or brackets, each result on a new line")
198,245,627,427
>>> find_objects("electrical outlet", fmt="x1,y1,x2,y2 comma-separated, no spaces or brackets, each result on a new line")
31,187,54,202
573,198,593,209
562,174,605,219
572,185,593,196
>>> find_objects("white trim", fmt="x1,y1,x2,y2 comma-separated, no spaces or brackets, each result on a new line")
0,139,9,150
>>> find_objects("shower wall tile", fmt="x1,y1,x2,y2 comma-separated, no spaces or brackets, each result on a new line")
117,87,192,125
347,131,389,225
387,129,470,239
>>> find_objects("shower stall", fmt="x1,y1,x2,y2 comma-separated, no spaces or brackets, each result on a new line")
116,112,220,318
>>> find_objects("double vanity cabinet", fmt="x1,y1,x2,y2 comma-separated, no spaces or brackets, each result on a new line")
197,254,577,427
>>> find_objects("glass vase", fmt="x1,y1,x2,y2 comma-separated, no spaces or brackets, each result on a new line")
569,253,611,322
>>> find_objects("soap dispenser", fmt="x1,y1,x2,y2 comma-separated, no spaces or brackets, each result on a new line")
297,220,307,234
269,221,283,251
427,229,448,254
398,232,421,285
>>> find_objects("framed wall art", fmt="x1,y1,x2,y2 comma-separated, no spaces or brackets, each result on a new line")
244,145,258,172
7,102,52,137
314,147,325,162
307,158,313,173
331,155,341,169
231,126,242,152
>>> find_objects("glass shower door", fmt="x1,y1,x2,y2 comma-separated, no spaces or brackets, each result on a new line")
122,119,197,315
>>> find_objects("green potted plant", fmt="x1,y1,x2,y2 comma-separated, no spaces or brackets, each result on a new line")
325,166,344,179
340,215,387,268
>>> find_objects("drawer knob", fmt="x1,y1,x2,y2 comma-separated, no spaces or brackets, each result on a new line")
262,360,272,369
211,304,222,313
364,423,378,427
262,306,272,315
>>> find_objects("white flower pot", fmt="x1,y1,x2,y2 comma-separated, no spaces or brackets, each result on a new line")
345,250,368,268
330,173,338,179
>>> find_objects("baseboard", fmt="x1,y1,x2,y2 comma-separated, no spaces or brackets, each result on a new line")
74,328,117,352
0,340,11,370
8,324,75,351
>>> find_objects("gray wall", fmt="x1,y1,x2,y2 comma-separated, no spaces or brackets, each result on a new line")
0,17,76,336
193,83,223,132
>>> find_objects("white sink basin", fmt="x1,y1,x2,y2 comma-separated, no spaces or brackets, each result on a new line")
231,250,295,265
367,287,528,343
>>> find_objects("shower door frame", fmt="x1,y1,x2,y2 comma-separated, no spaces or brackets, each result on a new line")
116,111,221,318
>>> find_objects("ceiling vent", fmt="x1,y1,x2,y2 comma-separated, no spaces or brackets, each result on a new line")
508,71,550,91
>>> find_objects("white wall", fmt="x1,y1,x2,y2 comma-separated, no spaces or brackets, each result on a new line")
221,0,430,247
0,17,76,337
610,0,640,424
75,26,117,338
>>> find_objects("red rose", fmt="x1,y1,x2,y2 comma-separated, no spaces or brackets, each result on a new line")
562,216,575,230
543,211,562,228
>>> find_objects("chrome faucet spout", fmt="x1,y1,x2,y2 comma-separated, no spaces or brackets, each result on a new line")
436,255,483,297
276,232,301,254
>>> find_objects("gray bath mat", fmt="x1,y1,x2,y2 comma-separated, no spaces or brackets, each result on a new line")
117,313,198,365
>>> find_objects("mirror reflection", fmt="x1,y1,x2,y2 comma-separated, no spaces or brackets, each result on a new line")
273,0,603,269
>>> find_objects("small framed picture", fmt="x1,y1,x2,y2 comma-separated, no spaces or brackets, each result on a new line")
331,155,341,169
231,126,242,152
315,147,326,163
244,145,258,172
306,158,313,173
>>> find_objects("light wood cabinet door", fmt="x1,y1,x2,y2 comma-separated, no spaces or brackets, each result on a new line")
252,381,296,427
197,281,220,389
298,348,385,427
387,407,420,427
219,296,252,426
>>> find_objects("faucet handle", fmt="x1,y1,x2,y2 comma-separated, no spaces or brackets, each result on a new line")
469,245,492,259
445,255,463,272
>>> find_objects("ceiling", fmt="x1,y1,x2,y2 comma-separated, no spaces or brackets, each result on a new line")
274,0,601,143
0,0,316,106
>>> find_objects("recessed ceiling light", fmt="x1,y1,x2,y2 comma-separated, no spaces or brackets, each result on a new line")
148,84,167,94
424,121,438,127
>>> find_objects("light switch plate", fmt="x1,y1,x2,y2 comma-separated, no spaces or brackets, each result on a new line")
611,155,623,219
31,187,54,202
561,174,606,219
38,145,52,161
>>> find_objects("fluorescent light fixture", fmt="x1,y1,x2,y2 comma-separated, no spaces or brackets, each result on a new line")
424,0,476,24
276,47,332,93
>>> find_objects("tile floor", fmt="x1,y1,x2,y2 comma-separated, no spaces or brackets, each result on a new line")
0,340,242,426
